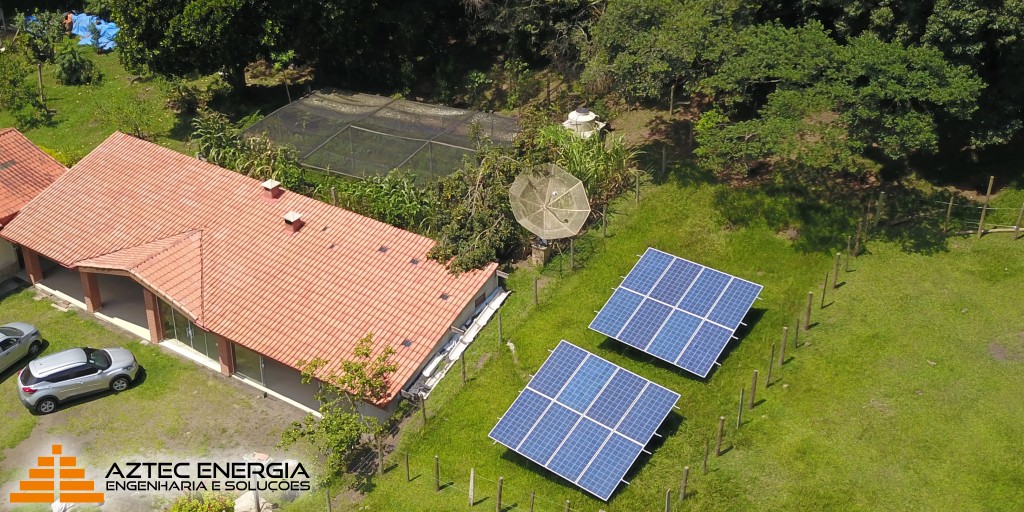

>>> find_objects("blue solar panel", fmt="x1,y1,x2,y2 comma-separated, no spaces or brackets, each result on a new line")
619,250,673,294
589,288,644,339
617,299,671,349
590,248,763,378
488,341,679,501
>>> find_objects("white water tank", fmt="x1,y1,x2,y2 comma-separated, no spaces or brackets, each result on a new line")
562,107,606,139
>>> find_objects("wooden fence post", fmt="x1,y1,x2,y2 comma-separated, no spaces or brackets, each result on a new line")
669,84,676,116
853,219,864,256
377,437,385,476
434,455,440,492
832,253,841,288
330,186,337,207
1014,202,1024,240
874,191,886,228
680,466,689,500
529,490,536,512
564,500,571,512
749,370,758,409
533,276,539,305
496,477,503,512
944,196,955,233
420,394,427,424
715,416,725,456
845,236,852,272
779,327,788,366
794,318,800,348
767,343,776,386
469,468,475,507
702,437,709,474
405,452,410,482
821,272,828,309
978,175,995,238
602,204,608,238
736,387,744,428
325,485,332,512
665,489,672,512
461,355,467,384
804,292,813,330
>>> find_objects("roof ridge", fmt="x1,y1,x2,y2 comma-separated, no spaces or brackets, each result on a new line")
131,229,202,270
72,229,200,268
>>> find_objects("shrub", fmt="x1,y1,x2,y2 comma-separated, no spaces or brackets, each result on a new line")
54,43,102,85
167,493,233,512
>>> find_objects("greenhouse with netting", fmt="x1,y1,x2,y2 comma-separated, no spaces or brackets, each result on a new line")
244,88,520,182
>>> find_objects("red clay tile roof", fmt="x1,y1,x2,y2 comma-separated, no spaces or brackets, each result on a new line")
0,128,67,226
2,132,496,400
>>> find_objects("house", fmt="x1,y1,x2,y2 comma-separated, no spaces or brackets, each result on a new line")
0,128,67,279
1,132,500,416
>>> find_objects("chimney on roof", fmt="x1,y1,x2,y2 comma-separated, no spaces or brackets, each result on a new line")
284,211,304,233
262,179,283,199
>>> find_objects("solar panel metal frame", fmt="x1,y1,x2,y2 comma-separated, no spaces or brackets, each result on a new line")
488,340,679,501
589,247,763,378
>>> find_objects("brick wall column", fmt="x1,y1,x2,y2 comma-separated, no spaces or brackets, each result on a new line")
142,288,164,343
216,335,234,376
80,271,100,313
22,247,43,284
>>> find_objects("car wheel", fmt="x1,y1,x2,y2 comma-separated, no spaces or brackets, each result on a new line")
36,397,58,415
111,376,130,392
28,341,42,357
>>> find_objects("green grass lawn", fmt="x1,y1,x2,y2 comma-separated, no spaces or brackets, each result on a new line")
355,179,1024,511
0,48,187,164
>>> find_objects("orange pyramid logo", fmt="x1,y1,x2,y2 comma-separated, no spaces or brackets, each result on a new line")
9,444,104,504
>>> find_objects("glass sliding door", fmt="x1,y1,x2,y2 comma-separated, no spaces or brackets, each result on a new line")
159,299,220,364
234,344,263,384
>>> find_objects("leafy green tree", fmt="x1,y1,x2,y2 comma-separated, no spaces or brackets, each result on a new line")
0,48,46,128
100,92,165,140
279,334,397,482
696,22,982,184
584,0,753,100
19,10,65,107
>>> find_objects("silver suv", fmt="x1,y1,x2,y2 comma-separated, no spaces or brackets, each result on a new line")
18,347,139,414
0,322,43,374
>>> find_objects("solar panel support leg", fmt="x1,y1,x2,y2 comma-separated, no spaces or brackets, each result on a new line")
716,416,726,456
496,477,503,512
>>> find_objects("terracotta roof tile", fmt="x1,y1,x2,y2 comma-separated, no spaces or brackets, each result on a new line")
0,129,67,225
2,133,496,400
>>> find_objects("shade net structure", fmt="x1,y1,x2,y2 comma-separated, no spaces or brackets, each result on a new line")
509,164,591,240
244,89,520,182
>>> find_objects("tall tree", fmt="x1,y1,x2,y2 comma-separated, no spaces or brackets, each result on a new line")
20,11,64,107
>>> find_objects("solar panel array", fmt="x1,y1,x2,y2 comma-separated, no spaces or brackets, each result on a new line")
488,341,679,501
590,248,763,378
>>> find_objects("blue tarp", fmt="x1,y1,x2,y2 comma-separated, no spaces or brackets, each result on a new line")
69,13,119,51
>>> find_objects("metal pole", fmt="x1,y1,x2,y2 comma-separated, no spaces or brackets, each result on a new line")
702,437,709,474
978,175,995,238
330,186,337,207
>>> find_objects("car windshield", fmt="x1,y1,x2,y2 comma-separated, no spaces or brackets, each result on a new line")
0,326,22,337
84,348,111,370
